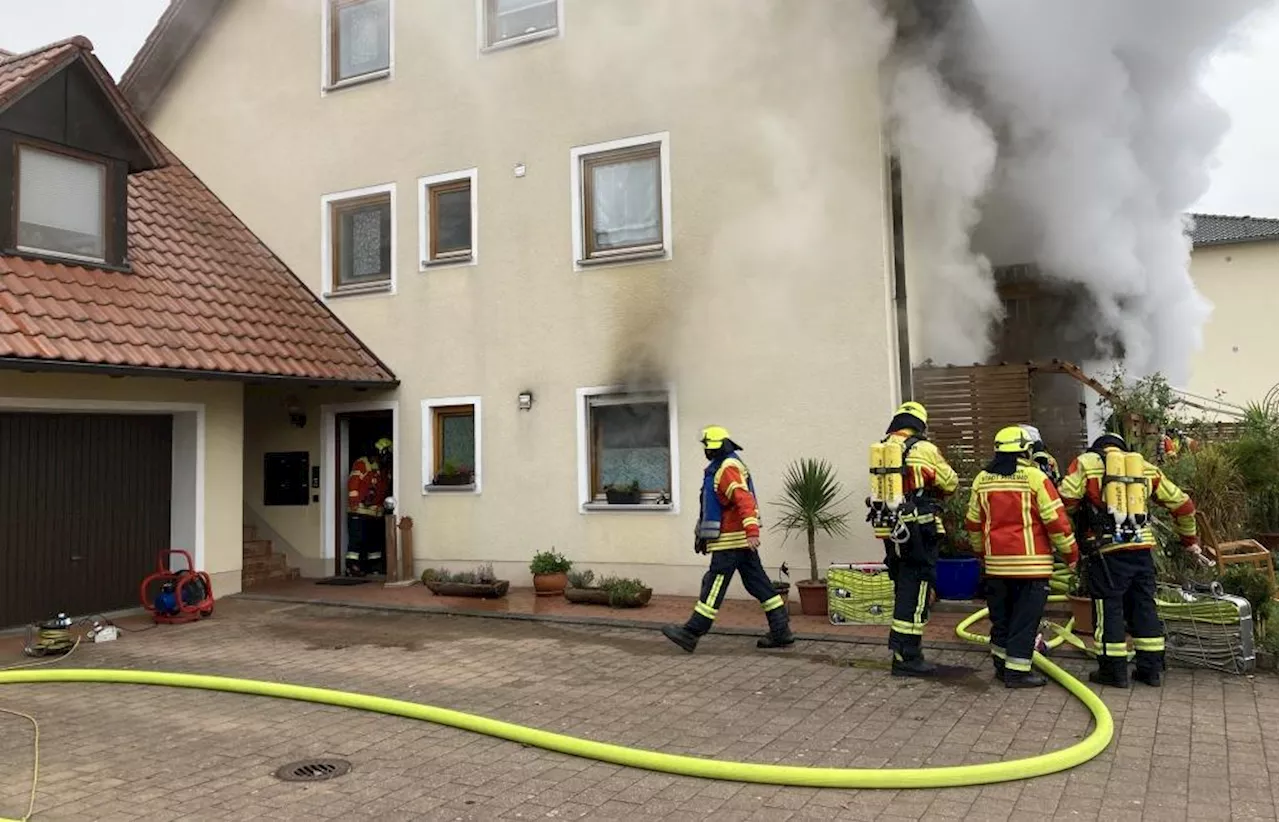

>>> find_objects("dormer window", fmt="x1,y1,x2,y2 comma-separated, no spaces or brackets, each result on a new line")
16,144,108,263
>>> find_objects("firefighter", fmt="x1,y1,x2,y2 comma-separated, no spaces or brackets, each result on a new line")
345,437,392,576
965,426,1079,688
870,401,959,677
662,426,793,653
1059,433,1205,688
1020,424,1061,485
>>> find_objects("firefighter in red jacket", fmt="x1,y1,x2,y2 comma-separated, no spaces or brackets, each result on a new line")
662,426,793,653
965,426,1079,688
868,401,960,677
1059,433,1203,688
345,437,392,576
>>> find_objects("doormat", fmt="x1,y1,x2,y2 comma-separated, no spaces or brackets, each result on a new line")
315,577,371,586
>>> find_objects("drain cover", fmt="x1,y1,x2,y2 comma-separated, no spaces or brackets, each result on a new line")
274,758,351,783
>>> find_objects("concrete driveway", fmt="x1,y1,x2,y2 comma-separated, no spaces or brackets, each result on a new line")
0,600,1275,821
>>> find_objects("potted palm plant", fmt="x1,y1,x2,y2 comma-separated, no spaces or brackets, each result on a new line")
770,458,852,616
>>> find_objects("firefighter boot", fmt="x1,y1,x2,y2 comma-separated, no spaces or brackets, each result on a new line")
891,655,937,678
1089,657,1130,689
661,625,699,654
1133,667,1163,688
757,607,795,649
992,657,1005,680
1004,670,1047,689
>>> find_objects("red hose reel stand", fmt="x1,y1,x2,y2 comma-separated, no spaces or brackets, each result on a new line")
140,549,215,624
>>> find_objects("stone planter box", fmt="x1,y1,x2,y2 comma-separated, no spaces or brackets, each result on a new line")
424,580,509,598
564,586,652,608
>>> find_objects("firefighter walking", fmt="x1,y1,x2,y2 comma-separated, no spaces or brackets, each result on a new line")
965,426,1079,688
867,401,959,677
1059,433,1205,688
662,426,794,653
345,437,392,576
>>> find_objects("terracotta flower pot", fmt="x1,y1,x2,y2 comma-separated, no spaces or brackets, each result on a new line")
533,572,568,597
1068,594,1094,635
796,580,828,616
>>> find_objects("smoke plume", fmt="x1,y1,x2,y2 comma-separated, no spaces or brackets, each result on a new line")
888,0,1270,384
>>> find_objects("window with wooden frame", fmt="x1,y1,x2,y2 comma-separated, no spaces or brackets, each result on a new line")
327,0,391,87
328,190,392,292
483,0,559,49
14,144,109,263
587,394,672,504
579,141,665,263
418,169,476,268
426,403,477,489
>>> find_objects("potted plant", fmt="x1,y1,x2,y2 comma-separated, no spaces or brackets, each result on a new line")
936,540,982,601
563,569,652,608
1067,560,1093,635
771,562,792,599
421,564,509,598
530,549,572,596
770,458,852,616
605,480,642,505
433,460,474,487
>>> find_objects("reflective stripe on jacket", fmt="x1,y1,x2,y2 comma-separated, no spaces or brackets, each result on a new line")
347,456,387,517
705,457,761,551
1058,449,1197,551
964,461,1079,577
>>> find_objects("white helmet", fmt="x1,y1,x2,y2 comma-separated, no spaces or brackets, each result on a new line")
1019,424,1042,444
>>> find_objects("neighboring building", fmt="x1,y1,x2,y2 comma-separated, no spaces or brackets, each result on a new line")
1184,213,1279,411
0,37,395,628
118,0,907,598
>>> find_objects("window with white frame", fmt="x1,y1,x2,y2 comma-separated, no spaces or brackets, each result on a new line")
572,134,671,267
15,144,108,262
483,0,559,49
579,389,676,508
423,398,481,492
327,0,391,87
323,184,394,295
418,169,477,267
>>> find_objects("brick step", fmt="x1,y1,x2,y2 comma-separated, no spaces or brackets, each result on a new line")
243,554,287,575
242,539,273,560
242,566,299,590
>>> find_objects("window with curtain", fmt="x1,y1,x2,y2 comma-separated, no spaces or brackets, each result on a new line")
16,145,107,261
330,0,391,84
589,396,671,499
331,193,392,289
582,143,663,260
485,0,558,47
427,179,472,262
431,405,475,485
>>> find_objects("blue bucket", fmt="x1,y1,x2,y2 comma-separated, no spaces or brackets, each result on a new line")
935,557,981,600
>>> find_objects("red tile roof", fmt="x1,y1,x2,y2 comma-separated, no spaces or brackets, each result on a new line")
0,40,395,386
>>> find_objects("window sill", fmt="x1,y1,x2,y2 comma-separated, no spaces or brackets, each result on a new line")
8,246,131,274
582,502,673,513
424,484,478,494
577,248,669,269
323,69,391,94
420,254,475,271
481,28,559,54
324,281,392,299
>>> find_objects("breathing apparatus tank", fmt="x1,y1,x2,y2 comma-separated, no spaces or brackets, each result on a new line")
1101,449,1148,544
869,443,886,503
867,438,908,538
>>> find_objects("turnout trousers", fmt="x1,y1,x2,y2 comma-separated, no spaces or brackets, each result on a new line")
986,577,1050,673
1089,549,1163,677
683,549,790,638
884,537,936,662
344,513,386,575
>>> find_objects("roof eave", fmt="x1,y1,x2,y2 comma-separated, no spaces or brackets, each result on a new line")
0,357,399,390
1192,236,1280,249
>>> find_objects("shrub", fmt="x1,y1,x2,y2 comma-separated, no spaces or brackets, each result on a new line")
421,564,500,585
1161,445,1248,541
1219,565,1276,628
566,569,596,589
597,576,648,606
530,549,572,575
1226,395,1280,535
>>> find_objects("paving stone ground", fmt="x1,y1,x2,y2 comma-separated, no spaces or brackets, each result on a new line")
0,599,1275,822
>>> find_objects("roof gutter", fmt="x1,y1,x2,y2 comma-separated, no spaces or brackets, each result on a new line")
0,357,400,390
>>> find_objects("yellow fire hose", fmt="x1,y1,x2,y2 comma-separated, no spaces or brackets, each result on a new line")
0,595,1112,820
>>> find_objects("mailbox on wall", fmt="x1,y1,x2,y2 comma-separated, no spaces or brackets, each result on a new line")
264,451,310,506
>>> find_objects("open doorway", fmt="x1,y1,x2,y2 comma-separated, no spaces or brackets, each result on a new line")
335,408,394,578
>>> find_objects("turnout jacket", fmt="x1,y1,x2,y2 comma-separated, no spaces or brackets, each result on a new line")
698,454,761,551
1058,448,1197,551
965,460,1079,577
885,429,960,537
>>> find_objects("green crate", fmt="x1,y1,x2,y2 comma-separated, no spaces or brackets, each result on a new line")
828,563,894,625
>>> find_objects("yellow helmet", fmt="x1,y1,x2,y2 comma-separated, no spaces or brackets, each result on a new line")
700,425,735,451
994,425,1033,454
894,400,928,426
374,437,393,453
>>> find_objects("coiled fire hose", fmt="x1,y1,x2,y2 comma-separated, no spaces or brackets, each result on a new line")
0,596,1112,820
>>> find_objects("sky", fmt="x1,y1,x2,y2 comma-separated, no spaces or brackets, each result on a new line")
0,0,1277,217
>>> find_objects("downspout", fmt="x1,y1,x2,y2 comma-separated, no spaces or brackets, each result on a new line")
889,156,913,400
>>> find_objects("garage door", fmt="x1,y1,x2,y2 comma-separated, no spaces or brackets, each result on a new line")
0,412,172,629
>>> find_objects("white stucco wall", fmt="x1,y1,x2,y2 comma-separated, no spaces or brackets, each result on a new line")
144,0,901,596
1185,240,1280,409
